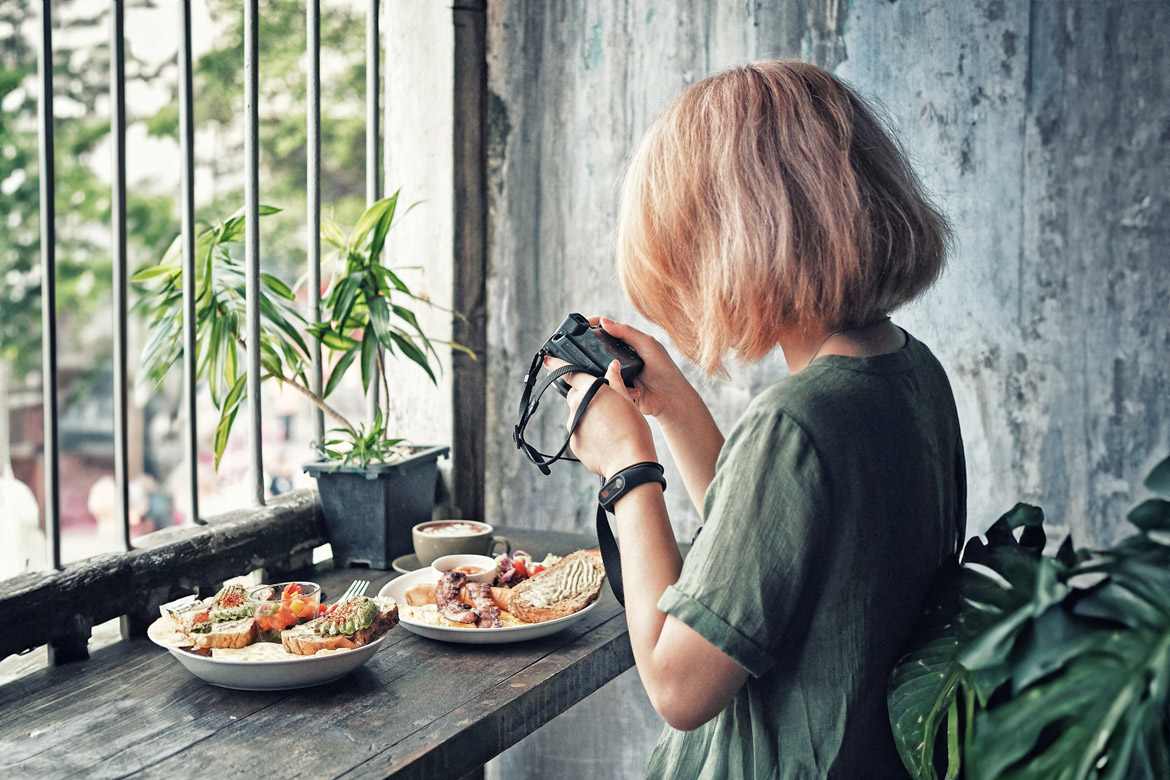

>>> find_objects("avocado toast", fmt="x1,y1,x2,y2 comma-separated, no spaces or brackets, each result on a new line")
281,596,399,655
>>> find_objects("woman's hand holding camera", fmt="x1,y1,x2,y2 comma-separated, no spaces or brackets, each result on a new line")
544,346,657,481
545,317,724,511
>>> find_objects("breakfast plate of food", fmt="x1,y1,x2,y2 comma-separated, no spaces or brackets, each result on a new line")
147,581,399,690
379,549,606,644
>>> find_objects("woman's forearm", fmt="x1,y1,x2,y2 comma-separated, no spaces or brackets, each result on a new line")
612,482,748,730
658,392,724,514
612,483,683,694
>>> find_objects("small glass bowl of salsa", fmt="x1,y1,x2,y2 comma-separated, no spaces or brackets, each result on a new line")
247,581,321,642
430,554,499,584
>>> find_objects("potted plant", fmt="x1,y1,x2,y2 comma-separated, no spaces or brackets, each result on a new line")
888,453,1170,780
134,192,469,567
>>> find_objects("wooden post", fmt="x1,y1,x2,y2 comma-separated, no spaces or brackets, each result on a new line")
452,0,488,523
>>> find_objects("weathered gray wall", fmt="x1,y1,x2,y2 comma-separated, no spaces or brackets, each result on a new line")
482,1,1170,776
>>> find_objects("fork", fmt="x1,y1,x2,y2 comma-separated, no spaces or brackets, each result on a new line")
333,579,370,605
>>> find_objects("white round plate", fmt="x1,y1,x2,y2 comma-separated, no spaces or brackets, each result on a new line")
378,569,599,644
147,616,391,690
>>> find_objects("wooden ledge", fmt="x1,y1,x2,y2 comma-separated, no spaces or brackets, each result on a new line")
0,489,326,663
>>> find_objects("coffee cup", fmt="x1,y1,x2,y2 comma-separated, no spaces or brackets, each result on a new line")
411,520,510,567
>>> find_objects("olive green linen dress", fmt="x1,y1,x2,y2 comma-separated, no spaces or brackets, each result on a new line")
647,332,965,780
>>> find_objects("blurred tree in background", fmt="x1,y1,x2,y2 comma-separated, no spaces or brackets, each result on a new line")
1,0,370,389
144,0,370,281
1,0,172,385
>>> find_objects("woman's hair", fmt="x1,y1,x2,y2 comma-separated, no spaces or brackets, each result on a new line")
616,60,951,375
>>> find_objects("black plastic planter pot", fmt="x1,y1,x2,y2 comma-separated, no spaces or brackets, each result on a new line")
304,445,450,569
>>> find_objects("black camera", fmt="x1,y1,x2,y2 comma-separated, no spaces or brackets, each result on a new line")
543,313,644,391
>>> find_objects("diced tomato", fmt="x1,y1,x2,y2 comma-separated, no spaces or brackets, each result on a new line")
513,560,528,578
531,565,545,576
281,583,302,599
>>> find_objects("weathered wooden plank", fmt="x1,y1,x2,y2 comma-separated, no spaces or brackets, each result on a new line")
0,490,326,661
340,612,632,780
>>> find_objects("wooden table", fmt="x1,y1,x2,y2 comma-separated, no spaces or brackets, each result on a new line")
0,528,633,780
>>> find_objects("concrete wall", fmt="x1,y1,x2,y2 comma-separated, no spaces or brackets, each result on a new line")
382,3,455,452
481,0,1170,777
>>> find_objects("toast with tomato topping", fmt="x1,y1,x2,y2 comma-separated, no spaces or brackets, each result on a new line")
281,596,398,655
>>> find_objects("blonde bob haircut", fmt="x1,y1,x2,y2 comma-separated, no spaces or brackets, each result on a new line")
616,60,951,375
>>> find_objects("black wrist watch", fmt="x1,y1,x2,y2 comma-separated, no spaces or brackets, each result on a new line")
598,461,667,513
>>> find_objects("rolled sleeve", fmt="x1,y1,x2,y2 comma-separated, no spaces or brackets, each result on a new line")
662,404,831,679
658,584,776,677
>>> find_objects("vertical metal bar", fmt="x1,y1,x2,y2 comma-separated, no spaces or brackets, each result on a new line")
307,0,324,449
365,0,381,419
110,0,131,551
179,0,201,524
366,0,381,208
244,0,264,505
38,0,61,570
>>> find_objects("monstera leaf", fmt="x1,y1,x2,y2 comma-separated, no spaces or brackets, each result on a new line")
889,504,1053,780
890,455,1170,780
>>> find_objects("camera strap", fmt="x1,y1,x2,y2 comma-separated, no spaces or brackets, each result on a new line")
515,348,664,607
513,348,609,474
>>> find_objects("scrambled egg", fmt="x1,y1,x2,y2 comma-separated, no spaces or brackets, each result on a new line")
211,643,351,661
402,603,526,629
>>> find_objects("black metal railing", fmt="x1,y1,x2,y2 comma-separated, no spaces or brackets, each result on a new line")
33,0,383,569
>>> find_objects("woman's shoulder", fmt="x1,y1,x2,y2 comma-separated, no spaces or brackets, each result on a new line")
741,333,955,436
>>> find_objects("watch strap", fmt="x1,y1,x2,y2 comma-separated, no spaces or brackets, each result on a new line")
598,461,666,513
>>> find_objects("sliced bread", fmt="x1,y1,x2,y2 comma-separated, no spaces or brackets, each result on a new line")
281,597,399,656
191,617,258,650
509,549,605,623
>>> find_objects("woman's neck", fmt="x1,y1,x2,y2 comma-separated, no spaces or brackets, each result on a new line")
780,319,906,374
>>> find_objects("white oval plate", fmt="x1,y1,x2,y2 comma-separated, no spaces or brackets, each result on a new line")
378,569,599,645
147,616,392,690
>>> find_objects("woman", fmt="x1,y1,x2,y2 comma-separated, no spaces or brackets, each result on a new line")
551,61,965,779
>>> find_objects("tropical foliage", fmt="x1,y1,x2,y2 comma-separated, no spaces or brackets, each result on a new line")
889,455,1170,780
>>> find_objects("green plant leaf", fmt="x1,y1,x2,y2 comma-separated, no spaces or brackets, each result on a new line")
372,263,409,293
889,622,966,780
368,294,392,346
323,344,360,398
1145,457,1170,497
321,217,347,250
360,323,377,392
208,314,226,408
965,581,1168,780
329,271,364,332
260,272,295,301
213,406,239,471
348,194,398,256
221,372,248,416
1128,499,1170,533
258,339,285,379
258,293,310,357
389,331,436,383
131,264,178,282
367,189,399,260
319,329,359,351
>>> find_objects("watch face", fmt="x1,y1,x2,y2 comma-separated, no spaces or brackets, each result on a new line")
600,476,626,504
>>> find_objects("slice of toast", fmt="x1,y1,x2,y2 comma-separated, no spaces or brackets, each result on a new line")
191,617,258,650
281,597,399,656
509,549,605,623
